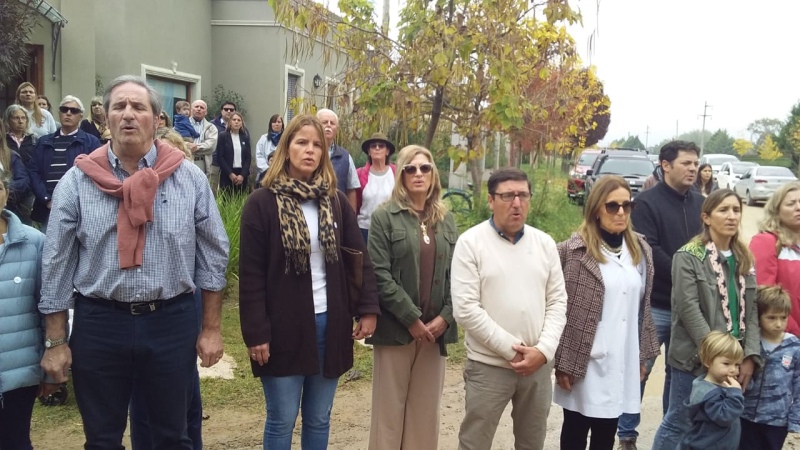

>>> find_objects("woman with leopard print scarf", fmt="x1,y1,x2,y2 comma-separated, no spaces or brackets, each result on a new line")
238,114,380,449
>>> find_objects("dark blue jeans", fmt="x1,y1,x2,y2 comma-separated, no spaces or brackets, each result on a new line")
617,306,672,440
71,293,197,450
0,384,38,450
739,419,788,450
130,289,204,450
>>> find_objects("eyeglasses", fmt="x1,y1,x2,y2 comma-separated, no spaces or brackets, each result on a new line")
59,106,81,115
604,201,635,214
369,143,386,149
402,163,433,175
160,115,168,120
492,192,532,202
222,107,235,112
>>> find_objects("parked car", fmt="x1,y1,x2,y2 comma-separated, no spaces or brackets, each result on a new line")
733,166,798,205
567,149,601,204
584,150,654,201
647,154,659,164
716,161,759,190
699,153,739,178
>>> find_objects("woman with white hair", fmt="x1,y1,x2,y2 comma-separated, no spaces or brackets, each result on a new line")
28,95,101,231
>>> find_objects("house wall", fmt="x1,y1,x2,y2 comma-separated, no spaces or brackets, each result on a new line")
211,0,347,143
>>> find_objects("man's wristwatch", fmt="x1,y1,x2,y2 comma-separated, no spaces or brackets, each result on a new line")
44,337,67,349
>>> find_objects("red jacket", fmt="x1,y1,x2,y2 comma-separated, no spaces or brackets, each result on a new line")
750,232,800,335
355,162,396,214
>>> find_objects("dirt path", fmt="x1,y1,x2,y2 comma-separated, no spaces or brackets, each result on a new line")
31,205,772,449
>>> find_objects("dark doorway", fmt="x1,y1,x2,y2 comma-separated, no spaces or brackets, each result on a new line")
1,44,45,112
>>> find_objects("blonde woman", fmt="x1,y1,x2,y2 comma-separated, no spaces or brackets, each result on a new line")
749,181,800,335
366,145,459,449
15,83,56,138
239,114,379,449
80,96,111,144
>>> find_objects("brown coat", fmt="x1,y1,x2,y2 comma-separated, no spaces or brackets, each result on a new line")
238,189,380,378
554,232,660,380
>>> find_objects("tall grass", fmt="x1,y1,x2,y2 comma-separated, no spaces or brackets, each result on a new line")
216,191,248,287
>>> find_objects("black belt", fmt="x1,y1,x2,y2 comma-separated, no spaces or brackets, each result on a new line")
78,293,189,316
193,156,204,161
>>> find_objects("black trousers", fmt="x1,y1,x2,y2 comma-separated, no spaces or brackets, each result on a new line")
0,384,38,450
739,418,788,450
560,408,619,450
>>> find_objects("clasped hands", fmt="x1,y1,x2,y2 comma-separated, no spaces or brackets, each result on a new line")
509,344,546,377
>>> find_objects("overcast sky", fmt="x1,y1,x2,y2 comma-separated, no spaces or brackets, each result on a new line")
569,0,800,146
328,0,800,147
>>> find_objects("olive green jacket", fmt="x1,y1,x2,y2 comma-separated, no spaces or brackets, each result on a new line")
668,239,760,376
365,201,459,355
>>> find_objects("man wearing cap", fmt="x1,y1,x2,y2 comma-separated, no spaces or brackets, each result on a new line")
316,108,360,209
355,132,396,242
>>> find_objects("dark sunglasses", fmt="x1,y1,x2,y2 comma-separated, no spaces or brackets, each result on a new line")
59,106,81,115
222,107,235,112
402,163,433,175
604,201,635,214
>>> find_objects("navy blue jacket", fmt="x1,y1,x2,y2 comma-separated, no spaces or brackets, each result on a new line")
216,131,251,187
27,129,100,204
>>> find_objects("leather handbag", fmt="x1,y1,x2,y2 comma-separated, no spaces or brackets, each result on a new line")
334,195,363,316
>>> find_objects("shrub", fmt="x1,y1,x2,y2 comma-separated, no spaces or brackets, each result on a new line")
216,191,248,287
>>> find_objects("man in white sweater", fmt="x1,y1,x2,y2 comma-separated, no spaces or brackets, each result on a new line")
452,168,568,450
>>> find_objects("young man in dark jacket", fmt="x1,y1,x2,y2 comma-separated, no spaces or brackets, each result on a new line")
617,140,704,449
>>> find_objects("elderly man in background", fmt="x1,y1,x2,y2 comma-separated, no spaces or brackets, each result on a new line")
316,108,360,210
27,95,101,232
187,100,218,191
39,75,229,449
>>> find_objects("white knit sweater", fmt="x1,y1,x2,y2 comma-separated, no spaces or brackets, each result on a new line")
451,220,568,369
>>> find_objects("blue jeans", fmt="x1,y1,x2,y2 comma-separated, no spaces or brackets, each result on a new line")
130,289,204,450
651,368,696,450
261,312,339,450
71,293,197,450
360,228,369,244
617,306,672,440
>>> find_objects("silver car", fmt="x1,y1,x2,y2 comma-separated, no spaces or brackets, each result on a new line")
733,166,798,205
716,161,758,190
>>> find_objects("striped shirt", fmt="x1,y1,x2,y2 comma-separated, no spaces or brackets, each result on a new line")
39,144,230,314
45,134,75,196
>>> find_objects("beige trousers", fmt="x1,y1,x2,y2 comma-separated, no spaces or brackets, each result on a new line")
458,359,553,450
368,341,446,450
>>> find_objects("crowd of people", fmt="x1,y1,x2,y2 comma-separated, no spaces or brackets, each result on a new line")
2,76,800,450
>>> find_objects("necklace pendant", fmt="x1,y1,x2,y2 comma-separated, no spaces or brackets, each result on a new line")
423,234,430,245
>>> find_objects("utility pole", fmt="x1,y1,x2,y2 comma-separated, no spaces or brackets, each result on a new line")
699,101,712,155
381,0,390,34
645,125,650,149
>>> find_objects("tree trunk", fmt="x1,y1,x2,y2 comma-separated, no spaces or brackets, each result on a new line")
467,136,483,204
424,87,444,149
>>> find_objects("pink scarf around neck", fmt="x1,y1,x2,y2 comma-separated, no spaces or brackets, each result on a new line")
74,140,185,269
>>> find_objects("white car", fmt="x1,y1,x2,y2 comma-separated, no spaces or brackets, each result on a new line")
733,166,798,205
716,161,758,190
699,154,739,178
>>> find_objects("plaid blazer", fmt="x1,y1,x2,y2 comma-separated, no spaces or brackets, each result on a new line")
554,232,660,380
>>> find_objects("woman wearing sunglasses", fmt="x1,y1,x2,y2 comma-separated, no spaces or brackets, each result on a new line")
355,132,396,243
553,175,660,450
651,188,758,449
366,145,459,449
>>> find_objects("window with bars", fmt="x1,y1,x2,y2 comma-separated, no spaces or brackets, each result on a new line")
286,73,300,121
